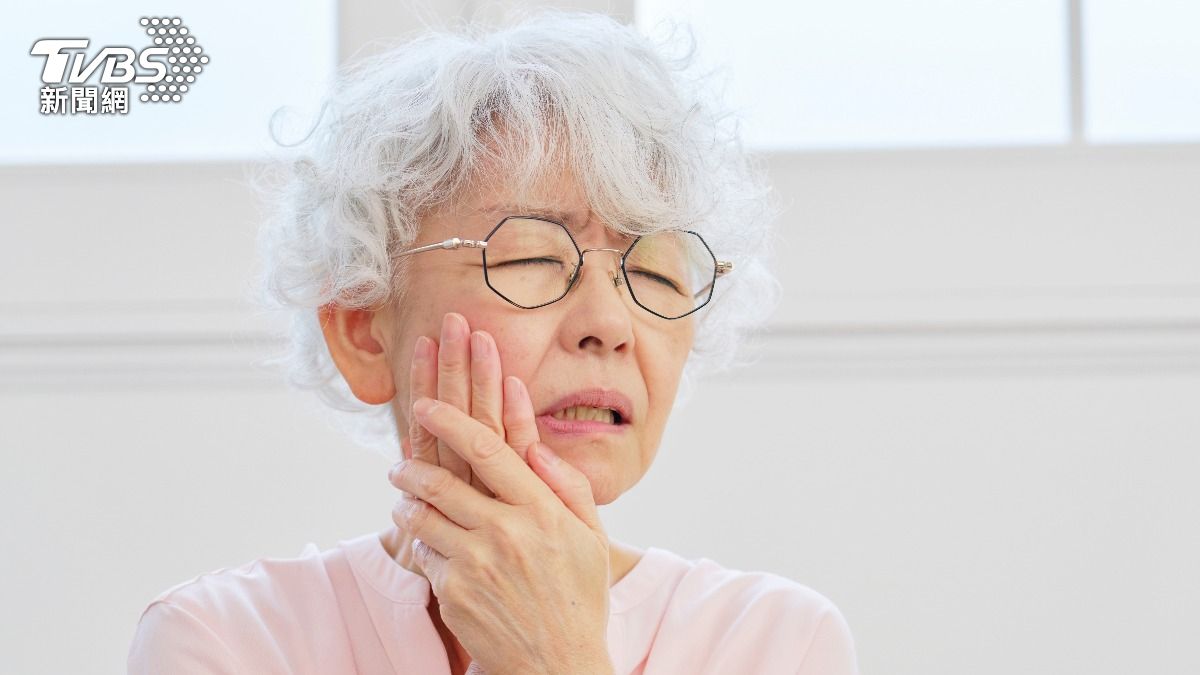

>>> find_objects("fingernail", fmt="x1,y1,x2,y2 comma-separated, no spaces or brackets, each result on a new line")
504,376,520,402
388,460,405,480
470,331,489,360
414,335,433,361
442,313,467,343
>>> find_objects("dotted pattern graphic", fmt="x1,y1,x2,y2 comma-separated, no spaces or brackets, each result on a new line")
137,17,208,104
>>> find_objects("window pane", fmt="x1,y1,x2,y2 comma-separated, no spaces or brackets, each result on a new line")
635,0,1069,150
1,0,336,163
1084,0,1200,143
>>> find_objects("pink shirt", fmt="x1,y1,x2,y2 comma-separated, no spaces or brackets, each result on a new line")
127,529,858,674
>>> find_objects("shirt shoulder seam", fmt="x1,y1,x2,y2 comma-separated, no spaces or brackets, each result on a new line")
140,599,253,673
792,600,838,674
145,558,269,605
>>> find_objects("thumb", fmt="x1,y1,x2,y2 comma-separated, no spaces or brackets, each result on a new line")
527,441,604,533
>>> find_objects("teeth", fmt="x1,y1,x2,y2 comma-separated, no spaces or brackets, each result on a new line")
551,405,616,424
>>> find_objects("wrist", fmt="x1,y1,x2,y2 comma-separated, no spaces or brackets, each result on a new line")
530,645,613,675
584,654,614,675
573,646,614,675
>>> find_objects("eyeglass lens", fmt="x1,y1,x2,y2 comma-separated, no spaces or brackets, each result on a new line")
482,217,718,318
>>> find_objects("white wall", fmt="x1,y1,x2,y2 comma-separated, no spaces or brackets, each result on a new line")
2,2,1199,674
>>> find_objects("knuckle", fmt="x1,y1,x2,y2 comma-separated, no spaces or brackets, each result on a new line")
410,424,433,442
416,537,434,561
438,353,465,373
392,499,416,530
479,413,504,438
458,542,496,581
490,518,524,547
420,466,455,497
436,564,462,597
470,431,507,462
394,458,419,484
405,498,429,529
478,553,506,588
412,539,431,567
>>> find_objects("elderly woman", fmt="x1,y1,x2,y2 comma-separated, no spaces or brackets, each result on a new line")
128,10,858,675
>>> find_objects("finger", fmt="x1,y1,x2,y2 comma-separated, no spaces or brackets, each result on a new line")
390,457,498,530
392,494,467,559
410,537,448,592
409,335,439,465
527,441,605,533
381,473,427,581
437,313,472,483
400,434,412,462
469,330,504,498
412,397,549,506
503,376,540,463
470,331,504,437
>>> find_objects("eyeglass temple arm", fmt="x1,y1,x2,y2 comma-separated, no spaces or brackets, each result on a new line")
689,261,734,299
395,237,488,257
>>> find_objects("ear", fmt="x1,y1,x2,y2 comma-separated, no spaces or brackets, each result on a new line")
317,302,396,405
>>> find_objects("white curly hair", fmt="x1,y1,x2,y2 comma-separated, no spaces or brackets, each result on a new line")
251,9,781,460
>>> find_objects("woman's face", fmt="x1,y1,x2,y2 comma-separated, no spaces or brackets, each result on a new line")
383,171,696,505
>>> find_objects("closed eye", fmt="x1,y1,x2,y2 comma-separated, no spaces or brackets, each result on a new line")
489,257,567,268
628,269,683,294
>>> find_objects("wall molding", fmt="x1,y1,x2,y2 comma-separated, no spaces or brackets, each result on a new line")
4,291,1198,391
731,318,1200,381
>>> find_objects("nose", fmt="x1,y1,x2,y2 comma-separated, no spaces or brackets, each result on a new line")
559,247,635,354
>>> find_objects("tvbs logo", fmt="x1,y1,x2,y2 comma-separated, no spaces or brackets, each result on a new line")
31,40,169,85
31,17,207,114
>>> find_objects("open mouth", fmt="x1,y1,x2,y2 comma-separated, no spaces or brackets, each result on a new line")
549,405,625,425
536,388,633,434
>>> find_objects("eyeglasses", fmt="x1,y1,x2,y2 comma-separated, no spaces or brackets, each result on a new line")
395,215,734,319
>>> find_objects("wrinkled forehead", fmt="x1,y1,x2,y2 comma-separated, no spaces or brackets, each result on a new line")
427,160,627,243
419,112,667,243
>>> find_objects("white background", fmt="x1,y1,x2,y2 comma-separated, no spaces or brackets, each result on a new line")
1,1,1198,674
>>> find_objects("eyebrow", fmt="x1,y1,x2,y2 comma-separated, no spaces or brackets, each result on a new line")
474,203,581,226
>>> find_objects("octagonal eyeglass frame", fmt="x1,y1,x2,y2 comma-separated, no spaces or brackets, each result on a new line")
394,214,735,320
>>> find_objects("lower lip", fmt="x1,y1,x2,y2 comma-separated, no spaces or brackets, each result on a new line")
536,415,629,436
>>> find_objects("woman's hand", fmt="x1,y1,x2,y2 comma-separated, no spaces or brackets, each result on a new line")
390,312,538,576
388,315,614,675
410,312,527,498
391,398,614,675
393,312,544,576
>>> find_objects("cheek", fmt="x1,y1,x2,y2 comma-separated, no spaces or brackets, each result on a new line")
388,273,464,382
641,329,692,409
651,322,694,372
459,312,550,378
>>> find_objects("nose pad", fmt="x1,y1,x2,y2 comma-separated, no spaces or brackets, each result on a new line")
575,248,628,296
